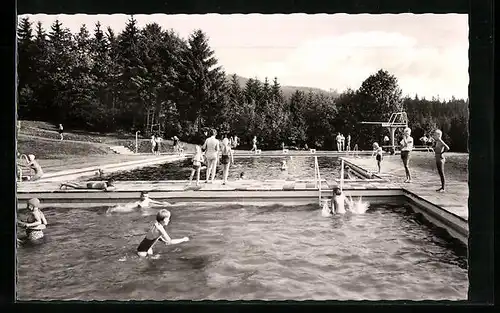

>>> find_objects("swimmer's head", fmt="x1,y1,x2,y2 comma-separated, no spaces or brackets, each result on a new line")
27,154,35,162
211,128,217,136
403,127,411,136
140,191,149,200
433,129,442,139
107,178,115,186
373,142,379,149
332,186,342,196
156,209,171,224
27,198,40,210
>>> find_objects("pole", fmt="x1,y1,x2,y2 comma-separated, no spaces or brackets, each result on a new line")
340,158,344,192
135,131,140,154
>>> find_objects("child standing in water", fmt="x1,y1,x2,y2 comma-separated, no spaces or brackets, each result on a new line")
188,145,204,186
372,142,383,173
432,129,450,192
137,209,189,257
17,198,48,245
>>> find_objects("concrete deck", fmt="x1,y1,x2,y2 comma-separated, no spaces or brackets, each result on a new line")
342,156,469,220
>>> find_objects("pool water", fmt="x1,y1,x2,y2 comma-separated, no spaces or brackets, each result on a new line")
99,156,341,181
16,204,468,301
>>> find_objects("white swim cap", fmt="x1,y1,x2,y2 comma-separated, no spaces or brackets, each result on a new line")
28,154,35,162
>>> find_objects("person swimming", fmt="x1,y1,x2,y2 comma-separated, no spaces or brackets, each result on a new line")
17,198,48,246
108,191,171,213
136,209,189,257
60,179,116,191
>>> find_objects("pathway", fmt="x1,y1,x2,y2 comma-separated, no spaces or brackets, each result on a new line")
342,156,469,220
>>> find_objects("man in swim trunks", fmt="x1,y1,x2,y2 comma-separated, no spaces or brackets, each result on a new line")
137,209,189,257
17,198,48,246
60,179,116,191
332,186,347,214
202,128,220,183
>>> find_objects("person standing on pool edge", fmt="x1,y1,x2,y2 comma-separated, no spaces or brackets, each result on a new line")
400,127,414,183
432,129,450,192
220,137,234,185
137,209,189,257
58,124,64,141
202,128,220,184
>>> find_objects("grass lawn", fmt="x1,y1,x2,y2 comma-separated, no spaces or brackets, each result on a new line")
17,136,112,159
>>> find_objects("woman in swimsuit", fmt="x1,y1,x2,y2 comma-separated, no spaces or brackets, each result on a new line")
60,179,116,191
399,127,414,183
432,129,451,192
220,138,234,185
151,135,157,155
137,209,189,257
17,198,48,246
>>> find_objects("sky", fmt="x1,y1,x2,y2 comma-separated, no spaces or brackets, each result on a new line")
20,13,469,100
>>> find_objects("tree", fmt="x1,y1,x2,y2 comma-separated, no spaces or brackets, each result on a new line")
17,17,35,118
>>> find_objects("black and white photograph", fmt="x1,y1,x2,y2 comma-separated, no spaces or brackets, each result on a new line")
15,12,470,301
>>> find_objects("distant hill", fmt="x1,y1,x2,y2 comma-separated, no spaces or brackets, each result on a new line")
226,74,339,100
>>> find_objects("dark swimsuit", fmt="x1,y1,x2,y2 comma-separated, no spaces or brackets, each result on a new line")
221,155,229,165
137,237,159,252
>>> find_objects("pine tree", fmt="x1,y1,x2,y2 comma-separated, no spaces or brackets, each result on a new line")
17,17,35,118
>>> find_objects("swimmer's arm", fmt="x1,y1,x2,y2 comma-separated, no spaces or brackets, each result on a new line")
150,199,171,206
158,227,188,245
40,213,48,225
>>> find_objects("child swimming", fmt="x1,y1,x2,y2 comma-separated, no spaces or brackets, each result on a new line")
107,191,171,213
60,179,116,191
17,198,48,246
137,209,189,257
372,142,383,173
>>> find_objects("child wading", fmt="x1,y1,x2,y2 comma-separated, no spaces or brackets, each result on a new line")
17,198,48,246
137,209,189,257
432,129,450,192
372,142,383,173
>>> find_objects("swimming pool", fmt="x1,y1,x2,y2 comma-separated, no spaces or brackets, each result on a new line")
99,156,341,181
16,203,467,301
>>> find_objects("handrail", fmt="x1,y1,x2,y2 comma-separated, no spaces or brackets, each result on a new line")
340,158,345,192
314,156,322,205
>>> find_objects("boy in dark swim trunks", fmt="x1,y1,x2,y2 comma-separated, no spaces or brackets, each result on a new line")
137,209,189,257
371,142,383,173
188,145,204,186
432,129,450,192
60,179,116,191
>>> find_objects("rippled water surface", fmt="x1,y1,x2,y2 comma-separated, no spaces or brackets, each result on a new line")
17,204,468,301
101,156,340,181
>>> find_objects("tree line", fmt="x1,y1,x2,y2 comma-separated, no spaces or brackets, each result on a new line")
17,16,469,152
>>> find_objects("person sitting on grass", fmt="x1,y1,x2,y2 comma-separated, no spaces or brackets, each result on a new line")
432,129,451,193
136,209,189,258
60,179,116,191
371,142,383,174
